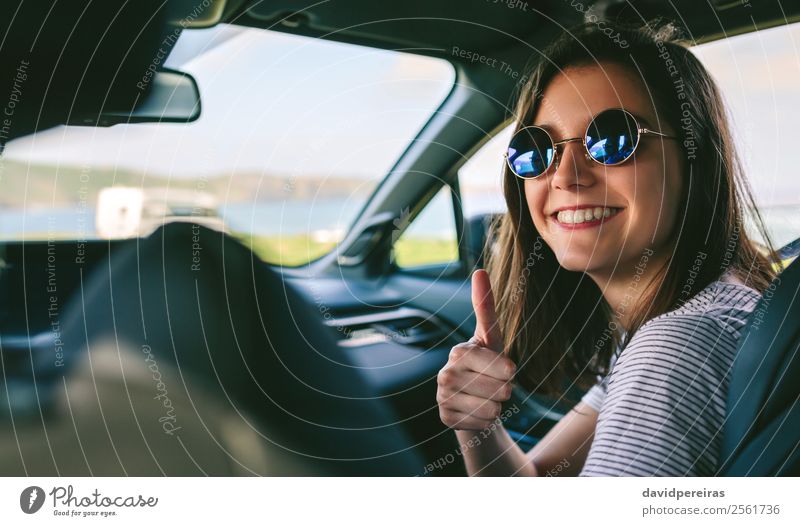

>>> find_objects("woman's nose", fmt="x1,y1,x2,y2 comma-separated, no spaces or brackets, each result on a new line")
550,139,596,190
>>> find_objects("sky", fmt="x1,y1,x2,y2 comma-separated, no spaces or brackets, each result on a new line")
3,24,454,180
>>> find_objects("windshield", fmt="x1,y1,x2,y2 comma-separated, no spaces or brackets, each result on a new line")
0,24,455,266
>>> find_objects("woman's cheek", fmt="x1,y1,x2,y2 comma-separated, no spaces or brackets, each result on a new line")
627,170,664,240
661,196,683,245
654,183,682,244
524,183,546,231
533,211,549,239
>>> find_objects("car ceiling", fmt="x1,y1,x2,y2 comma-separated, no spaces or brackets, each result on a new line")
230,0,800,58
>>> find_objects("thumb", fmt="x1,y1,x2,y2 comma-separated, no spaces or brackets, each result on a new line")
471,269,503,352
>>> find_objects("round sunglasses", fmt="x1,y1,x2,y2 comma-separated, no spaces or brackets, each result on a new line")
505,108,677,179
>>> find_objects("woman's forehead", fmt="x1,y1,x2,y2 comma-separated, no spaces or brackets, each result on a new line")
533,63,657,131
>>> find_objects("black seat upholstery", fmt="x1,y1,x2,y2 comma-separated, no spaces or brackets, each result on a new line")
720,256,800,475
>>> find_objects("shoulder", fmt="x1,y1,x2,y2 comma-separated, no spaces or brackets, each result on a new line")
623,280,760,357
668,279,762,337
580,279,763,476
608,280,761,400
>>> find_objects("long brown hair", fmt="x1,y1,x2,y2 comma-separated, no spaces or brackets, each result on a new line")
486,20,781,399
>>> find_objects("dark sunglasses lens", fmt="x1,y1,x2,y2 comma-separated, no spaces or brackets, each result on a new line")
507,127,554,178
586,110,639,165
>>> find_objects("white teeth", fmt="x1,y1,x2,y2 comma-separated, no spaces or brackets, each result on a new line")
555,207,620,224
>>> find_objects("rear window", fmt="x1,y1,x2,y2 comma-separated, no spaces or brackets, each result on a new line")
0,24,454,266
692,23,800,249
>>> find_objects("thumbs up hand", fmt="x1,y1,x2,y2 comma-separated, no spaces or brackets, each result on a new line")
471,268,503,352
436,269,517,430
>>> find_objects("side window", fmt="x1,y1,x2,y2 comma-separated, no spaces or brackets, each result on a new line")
392,123,513,270
458,123,513,220
393,186,458,268
456,124,513,266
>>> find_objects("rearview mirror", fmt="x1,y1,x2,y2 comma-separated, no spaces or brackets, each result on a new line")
70,68,201,127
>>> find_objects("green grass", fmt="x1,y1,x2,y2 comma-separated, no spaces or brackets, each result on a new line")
236,233,458,268
234,233,338,266
393,236,458,267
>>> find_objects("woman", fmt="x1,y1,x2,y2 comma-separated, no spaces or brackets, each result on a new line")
435,20,782,476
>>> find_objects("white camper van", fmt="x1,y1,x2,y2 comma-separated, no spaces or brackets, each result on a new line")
95,186,225,239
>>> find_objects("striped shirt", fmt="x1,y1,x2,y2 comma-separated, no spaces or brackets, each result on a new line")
578,274,762,476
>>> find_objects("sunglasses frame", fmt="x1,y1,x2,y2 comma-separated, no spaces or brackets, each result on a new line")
504,107,678,180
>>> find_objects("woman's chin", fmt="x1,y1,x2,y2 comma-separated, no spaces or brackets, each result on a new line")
555,253,607,274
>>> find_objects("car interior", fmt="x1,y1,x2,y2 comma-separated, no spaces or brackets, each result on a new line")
1,0,799,476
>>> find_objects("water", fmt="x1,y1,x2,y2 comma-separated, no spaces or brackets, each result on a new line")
0,200,367,240
2,200,798,248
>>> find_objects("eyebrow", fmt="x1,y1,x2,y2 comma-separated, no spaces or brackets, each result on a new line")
636,115,663,130
533,121,558,132
534,110,661,134
532,121,570,137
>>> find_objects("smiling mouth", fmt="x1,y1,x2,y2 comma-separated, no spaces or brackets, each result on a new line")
550,207,624,228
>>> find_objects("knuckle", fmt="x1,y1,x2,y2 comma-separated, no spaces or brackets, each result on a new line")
437,367,455,387
449,345,465,361
440,409,457,428
501,357,517,377
435,386,451,405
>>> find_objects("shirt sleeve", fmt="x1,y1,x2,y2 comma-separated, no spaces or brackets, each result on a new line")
580,375,609,413
579,314,740,476
580,345,620,412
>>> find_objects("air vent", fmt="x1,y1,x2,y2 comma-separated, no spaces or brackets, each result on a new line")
326,307,459,349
